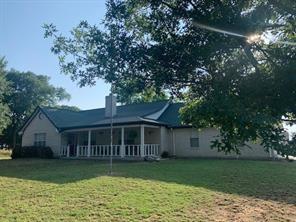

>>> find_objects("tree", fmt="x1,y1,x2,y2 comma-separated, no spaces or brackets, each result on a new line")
0,57,10,135
3,70,70,148
53,105,80,111
114,83,168,104
44,0,296,155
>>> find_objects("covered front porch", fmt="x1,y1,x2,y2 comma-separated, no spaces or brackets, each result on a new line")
60,125,162,159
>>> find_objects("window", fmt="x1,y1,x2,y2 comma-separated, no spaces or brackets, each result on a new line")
190,137,199,148
34,133,46,147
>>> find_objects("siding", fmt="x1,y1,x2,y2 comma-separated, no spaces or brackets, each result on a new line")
171,128,271,159
21,111,61,156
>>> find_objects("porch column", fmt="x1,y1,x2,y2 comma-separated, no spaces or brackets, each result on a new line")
140,125,145,157
66,145,70,158
87,130,91,157
76,144,79,157
160,126,165,155
77,133,80,157
120,127,125,158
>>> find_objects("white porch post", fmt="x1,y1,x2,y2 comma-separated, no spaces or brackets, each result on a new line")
120,127,125,158
140,125,145,157
87,130,91,157
76,145,79,157
66,145,70,158
160,126,165,155
76,133,80,157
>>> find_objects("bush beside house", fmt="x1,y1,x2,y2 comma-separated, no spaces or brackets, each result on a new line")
11,146,53,159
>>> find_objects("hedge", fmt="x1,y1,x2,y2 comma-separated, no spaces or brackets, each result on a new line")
11,146,54,159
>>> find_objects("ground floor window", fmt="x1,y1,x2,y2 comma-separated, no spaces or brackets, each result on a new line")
34,133,46,147
190,137,199,148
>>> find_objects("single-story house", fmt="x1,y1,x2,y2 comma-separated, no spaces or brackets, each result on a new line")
19,95,276,159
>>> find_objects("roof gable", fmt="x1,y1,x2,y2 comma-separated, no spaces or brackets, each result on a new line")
158,103,185,127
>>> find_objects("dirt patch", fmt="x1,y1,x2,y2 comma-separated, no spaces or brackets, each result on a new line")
184,193,296,222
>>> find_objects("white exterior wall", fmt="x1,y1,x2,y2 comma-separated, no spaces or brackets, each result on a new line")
160,126,169,153
21,111,61,157
144,127,160,144
170,128,270,159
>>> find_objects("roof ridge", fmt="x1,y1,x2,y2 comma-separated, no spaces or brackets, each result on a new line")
41,106,79,112
117,100,169,108
78,100,170,112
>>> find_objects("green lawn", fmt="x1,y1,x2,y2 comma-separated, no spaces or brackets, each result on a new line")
0,158,295,221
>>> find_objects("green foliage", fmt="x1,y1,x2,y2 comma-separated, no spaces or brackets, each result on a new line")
161,151,169,158
0,57,11,135
11,146,54,159
115,85,168,104
275,135,296,160
52,105,80,111
3,70,70,147
44,1,296,155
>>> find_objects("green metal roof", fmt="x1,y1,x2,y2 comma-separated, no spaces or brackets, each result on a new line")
39,100,186,131
158,103,185,127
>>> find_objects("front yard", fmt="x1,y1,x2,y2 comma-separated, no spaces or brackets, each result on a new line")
0,158,295,221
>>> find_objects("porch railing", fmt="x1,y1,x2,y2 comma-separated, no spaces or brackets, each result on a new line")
60,145,68,157
91,145,121,157
125,145,141,157
144,144,160,156
60,144,160,158
78,145,88,157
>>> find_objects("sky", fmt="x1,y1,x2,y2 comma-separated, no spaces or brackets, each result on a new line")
0,0,110,110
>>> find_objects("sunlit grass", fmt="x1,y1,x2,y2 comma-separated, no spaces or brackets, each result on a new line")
0,159,295,221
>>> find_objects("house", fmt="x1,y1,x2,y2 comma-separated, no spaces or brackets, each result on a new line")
19,95,275,159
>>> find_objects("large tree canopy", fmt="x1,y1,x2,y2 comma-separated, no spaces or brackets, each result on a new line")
2,70,70,147
44,0,296,155
114,85,168,104
0,58,11,135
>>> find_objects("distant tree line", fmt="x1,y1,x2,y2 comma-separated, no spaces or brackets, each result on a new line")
0,57,78,148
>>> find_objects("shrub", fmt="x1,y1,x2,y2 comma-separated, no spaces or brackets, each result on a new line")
11,146,54,159
161,151,169,158
38,147,54,159
11,146,22,159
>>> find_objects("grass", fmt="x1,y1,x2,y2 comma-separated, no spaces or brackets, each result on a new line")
0,158,295,221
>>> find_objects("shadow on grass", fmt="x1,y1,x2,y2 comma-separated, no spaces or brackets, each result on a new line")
0,158,295,205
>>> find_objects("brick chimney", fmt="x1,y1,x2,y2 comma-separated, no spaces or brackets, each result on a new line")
105,94,117,117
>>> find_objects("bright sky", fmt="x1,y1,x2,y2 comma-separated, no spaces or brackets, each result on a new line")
0,0,110,110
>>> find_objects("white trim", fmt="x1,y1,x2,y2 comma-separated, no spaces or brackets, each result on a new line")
66,145,70,158
140,125,145,157
62,124,159,133
87,130,91,157
120,127,125,158
19,110,58,135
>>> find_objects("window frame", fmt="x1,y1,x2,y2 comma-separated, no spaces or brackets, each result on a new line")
190,137,199,148
34,133,46,147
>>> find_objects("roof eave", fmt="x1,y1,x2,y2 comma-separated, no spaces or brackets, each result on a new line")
59,120,169,132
